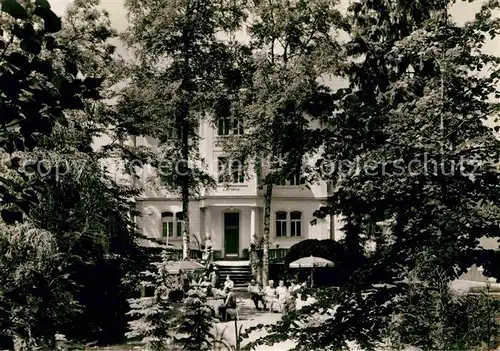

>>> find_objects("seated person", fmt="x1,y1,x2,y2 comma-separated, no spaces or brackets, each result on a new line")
247,279,264,310
223,275,234,290
275,280,288,312
263,280,278,312
218,287,237,322
289,280,301,295
283,280,299,312
199,276,212,297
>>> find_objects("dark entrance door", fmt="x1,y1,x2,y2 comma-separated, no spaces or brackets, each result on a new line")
224,212,239,257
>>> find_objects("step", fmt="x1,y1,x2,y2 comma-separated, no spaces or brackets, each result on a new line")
218,273,252,278
215,260,250,266
219,272,252,278
215,262,253,287
219,275,252,280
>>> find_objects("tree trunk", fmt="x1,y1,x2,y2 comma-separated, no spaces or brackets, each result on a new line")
262,183,273,287
180,23,191,261
180,108,190,260
182,184,190,260
250,250,258,276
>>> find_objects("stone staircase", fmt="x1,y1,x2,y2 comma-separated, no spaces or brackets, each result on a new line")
215,261,253,289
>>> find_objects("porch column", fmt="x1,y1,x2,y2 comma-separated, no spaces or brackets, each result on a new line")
205,207,212,240
200,208,205,239
250,207,256,244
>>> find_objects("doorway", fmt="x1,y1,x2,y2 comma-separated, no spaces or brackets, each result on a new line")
224,212,239,257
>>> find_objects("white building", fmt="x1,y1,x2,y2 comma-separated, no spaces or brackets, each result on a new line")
113,119,345,262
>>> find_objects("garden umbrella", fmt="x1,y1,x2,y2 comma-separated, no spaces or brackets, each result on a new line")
165,260,205,274
289,256,335,268
289,256,335,287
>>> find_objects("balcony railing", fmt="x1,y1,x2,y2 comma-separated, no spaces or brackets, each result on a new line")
167,249,202,261
163,248,289,262
269,248,289,263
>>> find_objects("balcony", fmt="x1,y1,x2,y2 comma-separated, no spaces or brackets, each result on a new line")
269,248,289,263
162,248,290,262
167,249,202,261
239,248,289,262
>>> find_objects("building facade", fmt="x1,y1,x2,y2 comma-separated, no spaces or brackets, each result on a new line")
122,120,345,260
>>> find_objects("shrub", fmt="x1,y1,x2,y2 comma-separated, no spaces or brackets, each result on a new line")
174,288,214,350
126,252,176,350
387,287,500,350
385,264,500,350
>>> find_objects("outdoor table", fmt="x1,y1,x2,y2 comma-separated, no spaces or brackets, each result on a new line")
206,299,224,317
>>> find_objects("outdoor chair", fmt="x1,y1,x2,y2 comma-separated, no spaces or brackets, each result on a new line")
224,296,242,322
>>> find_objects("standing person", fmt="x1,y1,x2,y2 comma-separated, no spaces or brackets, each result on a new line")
180,270,190,296
202,235,213,265
209,266,219,289
224,275,234,290
247,279,264,310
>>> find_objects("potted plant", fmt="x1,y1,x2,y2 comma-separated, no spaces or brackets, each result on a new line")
250,235,263,283
251,235,264,257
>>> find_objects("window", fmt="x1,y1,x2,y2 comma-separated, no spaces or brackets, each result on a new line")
218,117,244,136
161,211,185,239
275,211,304,237
162,212,174,237
276,212,287,237
176,212,185,238
218,157,229,183
288,172,304,186
233,117,244,135
276,172,304,186
274,160,305,186
218,117,230,136
218,157,245,184
327,180,334,194
231,159,244,183
290,211,302,237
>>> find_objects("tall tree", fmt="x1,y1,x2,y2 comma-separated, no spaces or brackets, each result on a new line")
250,0,500,349
220,0,343,285
0,0,98,224
32,0,146,345
120,0,246,259
0,0,106,348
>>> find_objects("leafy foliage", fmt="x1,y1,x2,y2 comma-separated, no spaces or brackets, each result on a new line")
0,222,78,350
387,263,500,350
0,0,103,224
175,288,214,350
0,0,143,348
248,0,500,349
219,0,345,286
126,251,176,351
28,1,144,345
118,0,247,259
